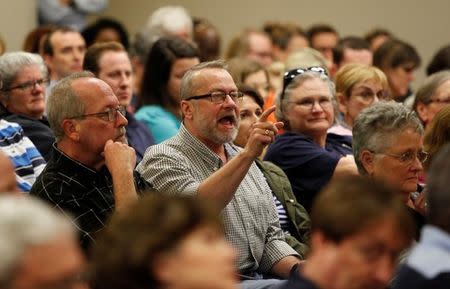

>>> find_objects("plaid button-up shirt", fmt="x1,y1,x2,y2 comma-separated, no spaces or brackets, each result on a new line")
137,124,297,274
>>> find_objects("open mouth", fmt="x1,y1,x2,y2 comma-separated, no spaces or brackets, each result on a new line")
218,115,236,129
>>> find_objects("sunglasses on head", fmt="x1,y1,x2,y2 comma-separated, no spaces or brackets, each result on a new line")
281,66,328,98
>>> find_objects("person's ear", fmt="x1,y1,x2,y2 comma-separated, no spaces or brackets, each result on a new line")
43,54,54,72
181,100,194,120
336,92,348,114
61,119,80,142
360,150,375,176
415,102,429,125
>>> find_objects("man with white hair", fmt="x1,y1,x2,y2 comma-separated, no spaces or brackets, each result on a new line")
0,195,87,289
145,5,193,43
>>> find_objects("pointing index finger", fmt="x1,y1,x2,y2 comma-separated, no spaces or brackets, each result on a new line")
259,105,276,122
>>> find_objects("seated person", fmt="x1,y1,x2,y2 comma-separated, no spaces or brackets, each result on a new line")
330,63,390,136
0,195,88,289
0,52,55,160
233,84,310,258
413,71,450,128
91,194,237,289
0,119,46,192
353,101,427,239
83,41,154,163
393,145,450,289
136,37,199,143
31,72,150,251
280,175,414,289
137,60,300,288
265,67,357,212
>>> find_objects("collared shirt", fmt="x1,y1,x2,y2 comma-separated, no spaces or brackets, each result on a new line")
137,124,298,274
393,225,450,289
30,143,150,250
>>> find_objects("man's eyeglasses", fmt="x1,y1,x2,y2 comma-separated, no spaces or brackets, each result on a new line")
370,149,428,165
282,66,328,97
185,91,244,104
429,97,450,105
69,105,127,122
5,78,49,92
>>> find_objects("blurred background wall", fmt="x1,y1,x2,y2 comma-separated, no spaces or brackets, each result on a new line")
1,0,449,88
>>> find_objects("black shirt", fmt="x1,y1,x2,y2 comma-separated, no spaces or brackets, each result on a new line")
0,105,55,161
30,144,151,251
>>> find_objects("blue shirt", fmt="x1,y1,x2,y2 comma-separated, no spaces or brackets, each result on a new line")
264,132,345,212
135,105,180,144
0,120,46,192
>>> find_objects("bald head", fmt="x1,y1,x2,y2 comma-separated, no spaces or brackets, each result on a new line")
0,151,20,193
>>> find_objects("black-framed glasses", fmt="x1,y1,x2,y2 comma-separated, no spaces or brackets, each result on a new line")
185,91,244,104
281,66,328,97
370,149,428,165
5,78,49,91
69,105,127,122
429,97,450,105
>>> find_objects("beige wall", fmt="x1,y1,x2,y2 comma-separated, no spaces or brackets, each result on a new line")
1,0,449,87
101,0,450,89
0,0,36,52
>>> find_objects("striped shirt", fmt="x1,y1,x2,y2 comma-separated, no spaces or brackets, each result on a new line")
0,120,46,191
137,124,298,274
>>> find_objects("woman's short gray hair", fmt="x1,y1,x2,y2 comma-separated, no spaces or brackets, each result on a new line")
0,52,48,98
46,71,93,141
352,101,424,175
276,70,335,128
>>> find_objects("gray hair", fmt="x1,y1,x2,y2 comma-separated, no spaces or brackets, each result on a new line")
413,70,450,110
144,6,193,45
352,101,424,175
0,52,48,99
276,70,335,128
180,60,228,100
46,71,94,141
427,144,450,233
284,47,329,71
0,196,74,287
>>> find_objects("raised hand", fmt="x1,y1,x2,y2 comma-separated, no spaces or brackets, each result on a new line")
244,106,283,159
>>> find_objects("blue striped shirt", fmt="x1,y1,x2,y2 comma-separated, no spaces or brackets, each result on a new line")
0,120,46,192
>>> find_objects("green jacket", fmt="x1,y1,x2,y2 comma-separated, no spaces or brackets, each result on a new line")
255,159,311,259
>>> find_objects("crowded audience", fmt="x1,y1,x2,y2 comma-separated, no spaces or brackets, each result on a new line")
0,5,449,289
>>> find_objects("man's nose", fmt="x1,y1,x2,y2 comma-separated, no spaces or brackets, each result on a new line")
116,110,128,127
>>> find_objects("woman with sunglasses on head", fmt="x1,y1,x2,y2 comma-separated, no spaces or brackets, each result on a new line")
0,52,54,161
233,84,311,258
265,67,357,213
353,101,427,239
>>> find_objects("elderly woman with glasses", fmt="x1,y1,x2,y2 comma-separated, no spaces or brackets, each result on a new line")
0,52,54,161
330,63,390,136
353,101,427,238
265,67,357,212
